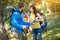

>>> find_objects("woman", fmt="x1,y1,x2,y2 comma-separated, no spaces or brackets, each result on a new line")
29,5,42,40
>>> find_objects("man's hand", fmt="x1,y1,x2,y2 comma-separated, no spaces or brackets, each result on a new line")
23,26,29,33
34,17,40,22
28,27,32,33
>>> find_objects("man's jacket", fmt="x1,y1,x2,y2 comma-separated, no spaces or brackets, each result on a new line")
11,8,30,32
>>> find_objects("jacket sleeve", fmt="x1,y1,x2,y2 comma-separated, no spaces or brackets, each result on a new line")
18,18,31,26
18,14,30,26
21,21,31,26
11,12,23,29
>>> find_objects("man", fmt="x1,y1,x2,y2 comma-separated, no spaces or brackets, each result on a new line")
11,2,31,40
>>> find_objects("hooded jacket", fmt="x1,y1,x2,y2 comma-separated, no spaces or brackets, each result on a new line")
11,8,30,32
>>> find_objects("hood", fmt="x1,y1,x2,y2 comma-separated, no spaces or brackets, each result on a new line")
12,7,22,13
13,7,19,12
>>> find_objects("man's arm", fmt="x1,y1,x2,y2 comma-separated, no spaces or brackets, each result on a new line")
11,12,23,29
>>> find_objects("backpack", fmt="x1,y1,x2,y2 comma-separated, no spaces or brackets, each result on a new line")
4,6,14,30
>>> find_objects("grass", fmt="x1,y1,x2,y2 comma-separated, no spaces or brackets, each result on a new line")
42,14,60,40
42,24,60,40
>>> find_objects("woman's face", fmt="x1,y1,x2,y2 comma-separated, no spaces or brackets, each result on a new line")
30,7,34,13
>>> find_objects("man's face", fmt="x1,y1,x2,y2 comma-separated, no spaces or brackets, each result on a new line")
21,6,25,12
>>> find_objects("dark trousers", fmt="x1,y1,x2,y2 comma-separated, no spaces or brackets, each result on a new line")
32,28,42,40
15,32,27,40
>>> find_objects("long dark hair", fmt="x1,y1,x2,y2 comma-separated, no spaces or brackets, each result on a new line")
30,5,37,17
30,5,44,17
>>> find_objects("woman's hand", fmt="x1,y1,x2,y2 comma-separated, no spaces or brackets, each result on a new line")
34,17,40,22
30,22,34,25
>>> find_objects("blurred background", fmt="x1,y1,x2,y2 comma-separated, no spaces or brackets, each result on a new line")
0,0,60,40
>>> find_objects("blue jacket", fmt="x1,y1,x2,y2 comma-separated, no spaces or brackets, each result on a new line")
11,8,30,32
